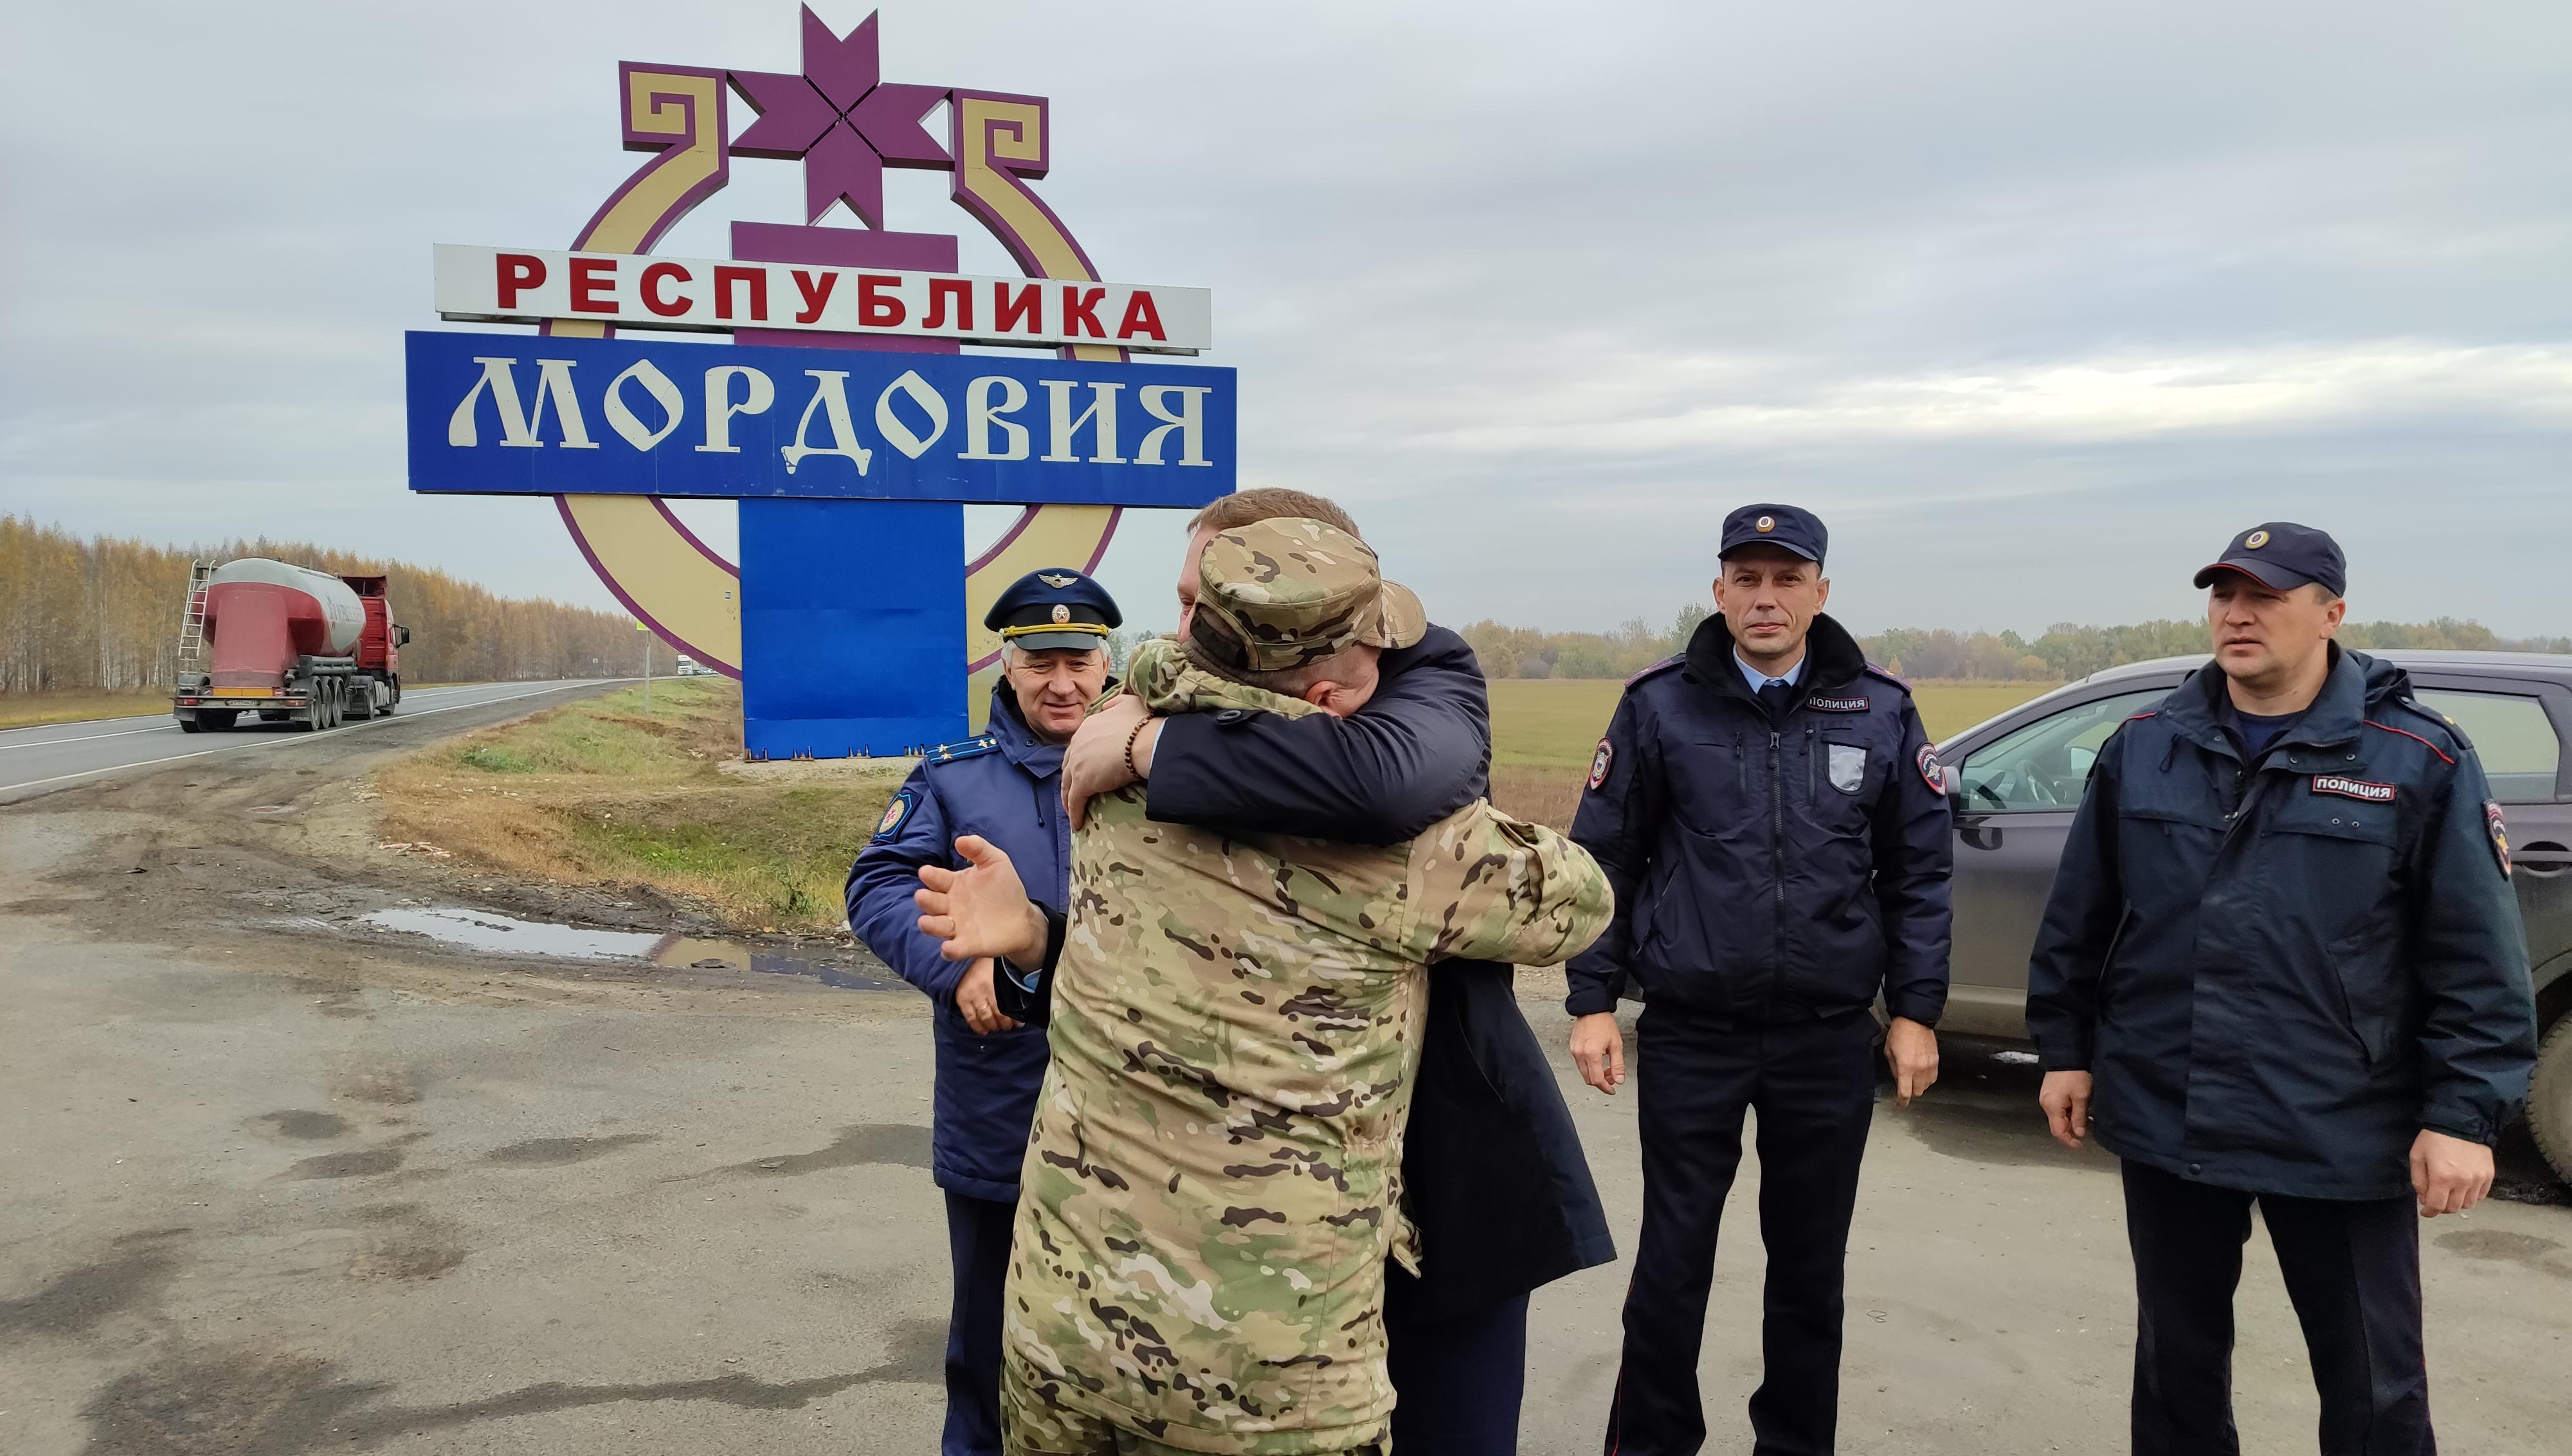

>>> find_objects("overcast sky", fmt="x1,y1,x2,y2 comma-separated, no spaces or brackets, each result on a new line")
5,1,2566,640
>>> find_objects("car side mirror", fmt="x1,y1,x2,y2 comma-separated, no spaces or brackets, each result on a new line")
396,625,413,645
1941,764,1962,800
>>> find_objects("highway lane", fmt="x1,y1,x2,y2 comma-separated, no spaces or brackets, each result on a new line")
0,680,626,805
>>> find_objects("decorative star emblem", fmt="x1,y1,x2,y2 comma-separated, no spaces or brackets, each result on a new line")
729,7,950,227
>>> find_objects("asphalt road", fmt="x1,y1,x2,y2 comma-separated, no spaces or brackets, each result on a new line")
0,682,622,805
2,688,2566,1455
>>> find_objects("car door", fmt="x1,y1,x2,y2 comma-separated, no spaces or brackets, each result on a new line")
1941,681,2178,1038
2403,673,2572,986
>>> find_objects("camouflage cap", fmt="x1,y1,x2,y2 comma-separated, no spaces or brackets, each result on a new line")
1185,517,1427,674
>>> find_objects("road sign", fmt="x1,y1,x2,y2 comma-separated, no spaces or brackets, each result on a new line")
401,7,1235,757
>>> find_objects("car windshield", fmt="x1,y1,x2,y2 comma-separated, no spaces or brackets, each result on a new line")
1958,689,2168,811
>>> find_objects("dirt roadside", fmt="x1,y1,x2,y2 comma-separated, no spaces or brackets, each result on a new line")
3,687,906,1023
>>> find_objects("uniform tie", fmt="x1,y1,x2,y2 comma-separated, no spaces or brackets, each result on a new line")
1759,678,1797,719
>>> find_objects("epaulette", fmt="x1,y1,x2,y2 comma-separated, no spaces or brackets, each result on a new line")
1861,661,1915,694
2379,695,2474,755
1624,654,1685,691
922,735,1001,766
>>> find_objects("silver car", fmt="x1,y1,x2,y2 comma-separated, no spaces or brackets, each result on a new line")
1935,651,2572,1182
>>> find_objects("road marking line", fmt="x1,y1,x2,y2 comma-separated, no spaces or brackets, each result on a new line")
0,723,177,751
0,682,624,797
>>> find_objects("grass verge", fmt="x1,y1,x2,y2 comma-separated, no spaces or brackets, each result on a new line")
0,689,172,729
370,674,2071,916
372,678,905,935
1484,677,2064,829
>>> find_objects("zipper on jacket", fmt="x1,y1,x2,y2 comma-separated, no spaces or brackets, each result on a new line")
1770,726,1787,967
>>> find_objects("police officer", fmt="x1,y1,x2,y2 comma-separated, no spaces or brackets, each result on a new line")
844,566,1119,1456
1568,503,1953,1456
2025,524,2536,1455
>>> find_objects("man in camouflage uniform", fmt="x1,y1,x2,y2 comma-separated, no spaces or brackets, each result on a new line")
916,517,1615,1456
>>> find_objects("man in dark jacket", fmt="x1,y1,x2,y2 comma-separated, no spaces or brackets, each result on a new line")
1051,487,1617,1456
1567,503,1952,1456
844,568,1118,1456
2026,523,2536,1456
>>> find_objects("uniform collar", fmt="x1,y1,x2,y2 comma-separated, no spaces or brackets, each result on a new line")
1734,651,1804,694
1687,611,1865,709
986,685,1067,775
2164,645,2368,766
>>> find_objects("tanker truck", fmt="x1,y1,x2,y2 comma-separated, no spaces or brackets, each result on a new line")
170,559,411,733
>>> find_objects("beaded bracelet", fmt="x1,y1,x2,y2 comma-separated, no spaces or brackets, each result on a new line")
1123,718,1151,780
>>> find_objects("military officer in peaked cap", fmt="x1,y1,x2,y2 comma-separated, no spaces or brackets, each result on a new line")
844,566,1121,1456
2027,523,2535,1454
1568,502,1953,1456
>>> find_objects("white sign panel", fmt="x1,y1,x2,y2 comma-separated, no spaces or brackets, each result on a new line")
433,244,1211,354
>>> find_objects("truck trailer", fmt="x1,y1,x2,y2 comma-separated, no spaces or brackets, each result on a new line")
170,559,412,732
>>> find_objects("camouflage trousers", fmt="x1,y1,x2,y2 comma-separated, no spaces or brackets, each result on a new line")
1001,1360,1389,1456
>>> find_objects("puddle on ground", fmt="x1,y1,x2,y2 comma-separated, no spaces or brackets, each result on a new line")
354,907,903,991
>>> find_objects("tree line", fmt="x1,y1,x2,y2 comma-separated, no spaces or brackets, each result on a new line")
0,516,647,693
1462,609,2572,683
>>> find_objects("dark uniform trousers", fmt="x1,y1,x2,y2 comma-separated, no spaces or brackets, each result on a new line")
943,1191,1018,1456
1608,1005,1879,1456
2121,1161,2431,1456
1387,1293,1531,1456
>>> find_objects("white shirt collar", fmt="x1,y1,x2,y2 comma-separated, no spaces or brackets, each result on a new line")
1735,651,1805,695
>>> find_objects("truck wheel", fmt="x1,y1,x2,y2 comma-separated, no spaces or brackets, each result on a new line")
178,717,202,734
2530,1015,2572,1187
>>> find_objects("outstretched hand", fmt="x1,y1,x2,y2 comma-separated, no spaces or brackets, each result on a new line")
916,835,1048,966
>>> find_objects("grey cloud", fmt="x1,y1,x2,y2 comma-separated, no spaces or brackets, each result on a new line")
3,1,2565,640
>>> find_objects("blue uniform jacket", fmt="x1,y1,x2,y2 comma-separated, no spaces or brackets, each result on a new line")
1567,613,1954,1024
2026,647,2537,1201
844,686,1066,1203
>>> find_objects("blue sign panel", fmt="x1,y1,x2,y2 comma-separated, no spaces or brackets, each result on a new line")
404,330,1235,506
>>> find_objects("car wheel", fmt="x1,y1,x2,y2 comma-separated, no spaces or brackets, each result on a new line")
2530,1015,2572,1187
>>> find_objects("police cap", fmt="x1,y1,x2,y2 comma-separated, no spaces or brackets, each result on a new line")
1719,503,1827,566
2193,522,2345,598
984,568,1121,653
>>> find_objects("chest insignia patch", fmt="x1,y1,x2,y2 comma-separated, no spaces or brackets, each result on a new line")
2311,775,2396,804
1917,742,1946,796
1828,742,1867,793
1588,738,1614,791
1806,694,1869,713
873,788,918,843
2486,800,2512,878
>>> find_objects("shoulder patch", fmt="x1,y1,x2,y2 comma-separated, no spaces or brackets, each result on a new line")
2486,800,2512,878
923,735,1001,766
1804,694,1870,713
1916,742,1946,796
1587,738,1614,791
1861,661,1915,692
1624,654,1685,691
871,788,919,843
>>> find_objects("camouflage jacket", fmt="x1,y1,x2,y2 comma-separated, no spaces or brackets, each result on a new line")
1003,640,1613,1455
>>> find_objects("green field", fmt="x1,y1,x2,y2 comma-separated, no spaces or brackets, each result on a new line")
1488,677,2060,770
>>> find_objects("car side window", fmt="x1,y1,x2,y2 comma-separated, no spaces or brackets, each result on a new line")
1957,690,2167,813
2412,689,2562,804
